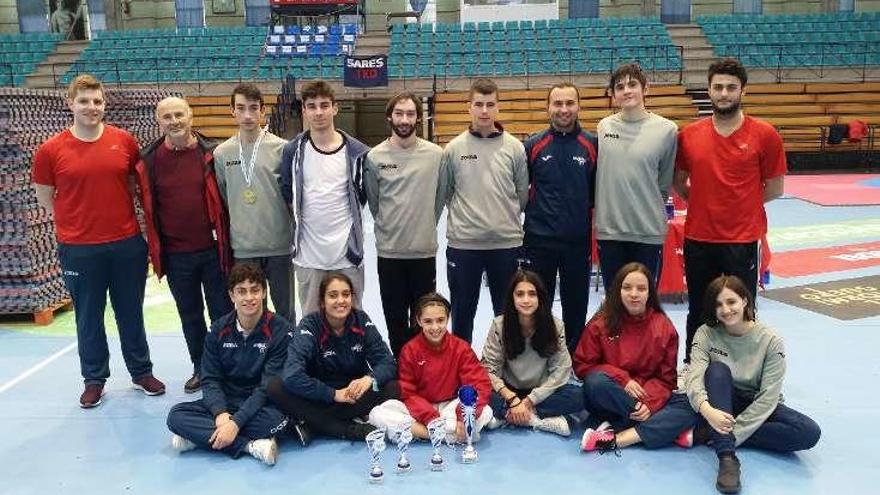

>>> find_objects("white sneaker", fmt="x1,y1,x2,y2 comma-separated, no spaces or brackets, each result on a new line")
535,416,571,437
247,438,278,466
486,417,506,430
171,434,196,453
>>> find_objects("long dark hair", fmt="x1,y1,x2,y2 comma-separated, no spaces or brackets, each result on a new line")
599,262,664,339
501,270,559,360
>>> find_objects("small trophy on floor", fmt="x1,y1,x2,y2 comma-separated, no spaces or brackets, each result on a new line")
459,384,479,464
391,417,414,473
365,427,387,483
427,417,447,471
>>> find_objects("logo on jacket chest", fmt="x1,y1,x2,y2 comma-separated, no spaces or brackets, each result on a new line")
378,162,401,173
459,154,478,162
708,346,729,357
351,343,363,353
603,133,620,139
253,342,268,354
225,160,241,167
322,349,337,359
572,156,587,166
223,342,239,348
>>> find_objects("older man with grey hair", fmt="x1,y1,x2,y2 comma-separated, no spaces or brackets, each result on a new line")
138,96,233,393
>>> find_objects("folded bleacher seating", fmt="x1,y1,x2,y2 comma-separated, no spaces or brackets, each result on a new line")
387,17,681,79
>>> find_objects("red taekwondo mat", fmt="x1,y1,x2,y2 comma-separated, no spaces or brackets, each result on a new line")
784,174,880,206
771,241,880,278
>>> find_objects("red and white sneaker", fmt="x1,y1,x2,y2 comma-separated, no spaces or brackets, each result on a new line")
581,422,618,454
675,427,694,448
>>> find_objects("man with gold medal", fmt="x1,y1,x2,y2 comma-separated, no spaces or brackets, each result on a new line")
214,84,295,325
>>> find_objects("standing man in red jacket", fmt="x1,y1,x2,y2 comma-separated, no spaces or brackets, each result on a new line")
138,97,233,393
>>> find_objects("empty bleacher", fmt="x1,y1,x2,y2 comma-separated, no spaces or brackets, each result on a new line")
61,25,356,85
389,17,682,79
0,33,65,87
188,94,279,140
742,82,879,152
433,85,696,145
699,11,880,69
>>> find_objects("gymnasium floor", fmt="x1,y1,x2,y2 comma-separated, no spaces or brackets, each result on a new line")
1,182,878,494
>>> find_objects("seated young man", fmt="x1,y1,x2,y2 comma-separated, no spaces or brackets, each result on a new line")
166,263,291,465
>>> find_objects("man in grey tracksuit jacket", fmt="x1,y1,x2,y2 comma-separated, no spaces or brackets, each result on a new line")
441,80,529,343
363,93,445,357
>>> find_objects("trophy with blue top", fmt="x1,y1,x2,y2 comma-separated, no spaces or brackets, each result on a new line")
458,385,479,464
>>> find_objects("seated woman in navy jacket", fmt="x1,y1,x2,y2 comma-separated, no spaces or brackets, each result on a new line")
267,272,398,445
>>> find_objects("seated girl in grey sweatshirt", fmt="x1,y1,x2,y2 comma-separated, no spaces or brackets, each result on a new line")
680,275,821,494
480,270,585,437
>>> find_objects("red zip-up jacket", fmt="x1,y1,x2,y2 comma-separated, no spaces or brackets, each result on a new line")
573,308,678,413
398,332,492,426
135,133,232,279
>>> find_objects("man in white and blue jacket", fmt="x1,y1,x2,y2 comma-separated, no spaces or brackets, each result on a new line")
166,263,291,465
523,83,598,351
278,80,370,318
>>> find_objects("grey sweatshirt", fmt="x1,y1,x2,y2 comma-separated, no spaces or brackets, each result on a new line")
480,315,572,405
441,129,529,250
685,321,786,446
213,132,293,258
594,112,677,244
363,138,445,259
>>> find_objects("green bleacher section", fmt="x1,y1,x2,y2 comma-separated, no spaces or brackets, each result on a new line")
63,26,344,84
0,33,64,87
698,12,880,68
388,17,682,79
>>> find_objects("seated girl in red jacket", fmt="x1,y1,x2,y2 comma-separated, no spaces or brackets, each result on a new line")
369,293,493,443
573,262,696,453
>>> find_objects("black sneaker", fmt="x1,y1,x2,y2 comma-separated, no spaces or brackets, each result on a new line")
346,422,377,442
184,374,201,394
716,453,742,494
291,421,313,447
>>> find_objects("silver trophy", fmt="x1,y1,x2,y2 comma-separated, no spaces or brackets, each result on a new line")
391,417,414,473
458,385,479,464
365,427,387,483
426,417,447,471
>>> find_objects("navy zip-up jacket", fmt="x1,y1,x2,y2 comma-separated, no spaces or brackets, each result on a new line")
201,310,292,427
523,123,598,243
282,309,396,404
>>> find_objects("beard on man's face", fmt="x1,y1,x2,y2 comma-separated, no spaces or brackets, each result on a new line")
391,122,416,139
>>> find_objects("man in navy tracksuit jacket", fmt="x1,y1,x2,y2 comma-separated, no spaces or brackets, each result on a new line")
166,264,291,464
523,83,598,352
267,308,398,443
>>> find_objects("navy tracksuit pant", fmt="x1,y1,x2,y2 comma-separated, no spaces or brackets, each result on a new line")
166,400,288,458
446,246,520,344
523,237,590,351
166,248,232,372
58,234,154,385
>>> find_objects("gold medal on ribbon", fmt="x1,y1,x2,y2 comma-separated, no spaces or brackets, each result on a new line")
242,188,257,204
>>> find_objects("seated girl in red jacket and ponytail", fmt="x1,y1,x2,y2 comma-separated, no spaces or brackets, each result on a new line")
369,292,493,444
